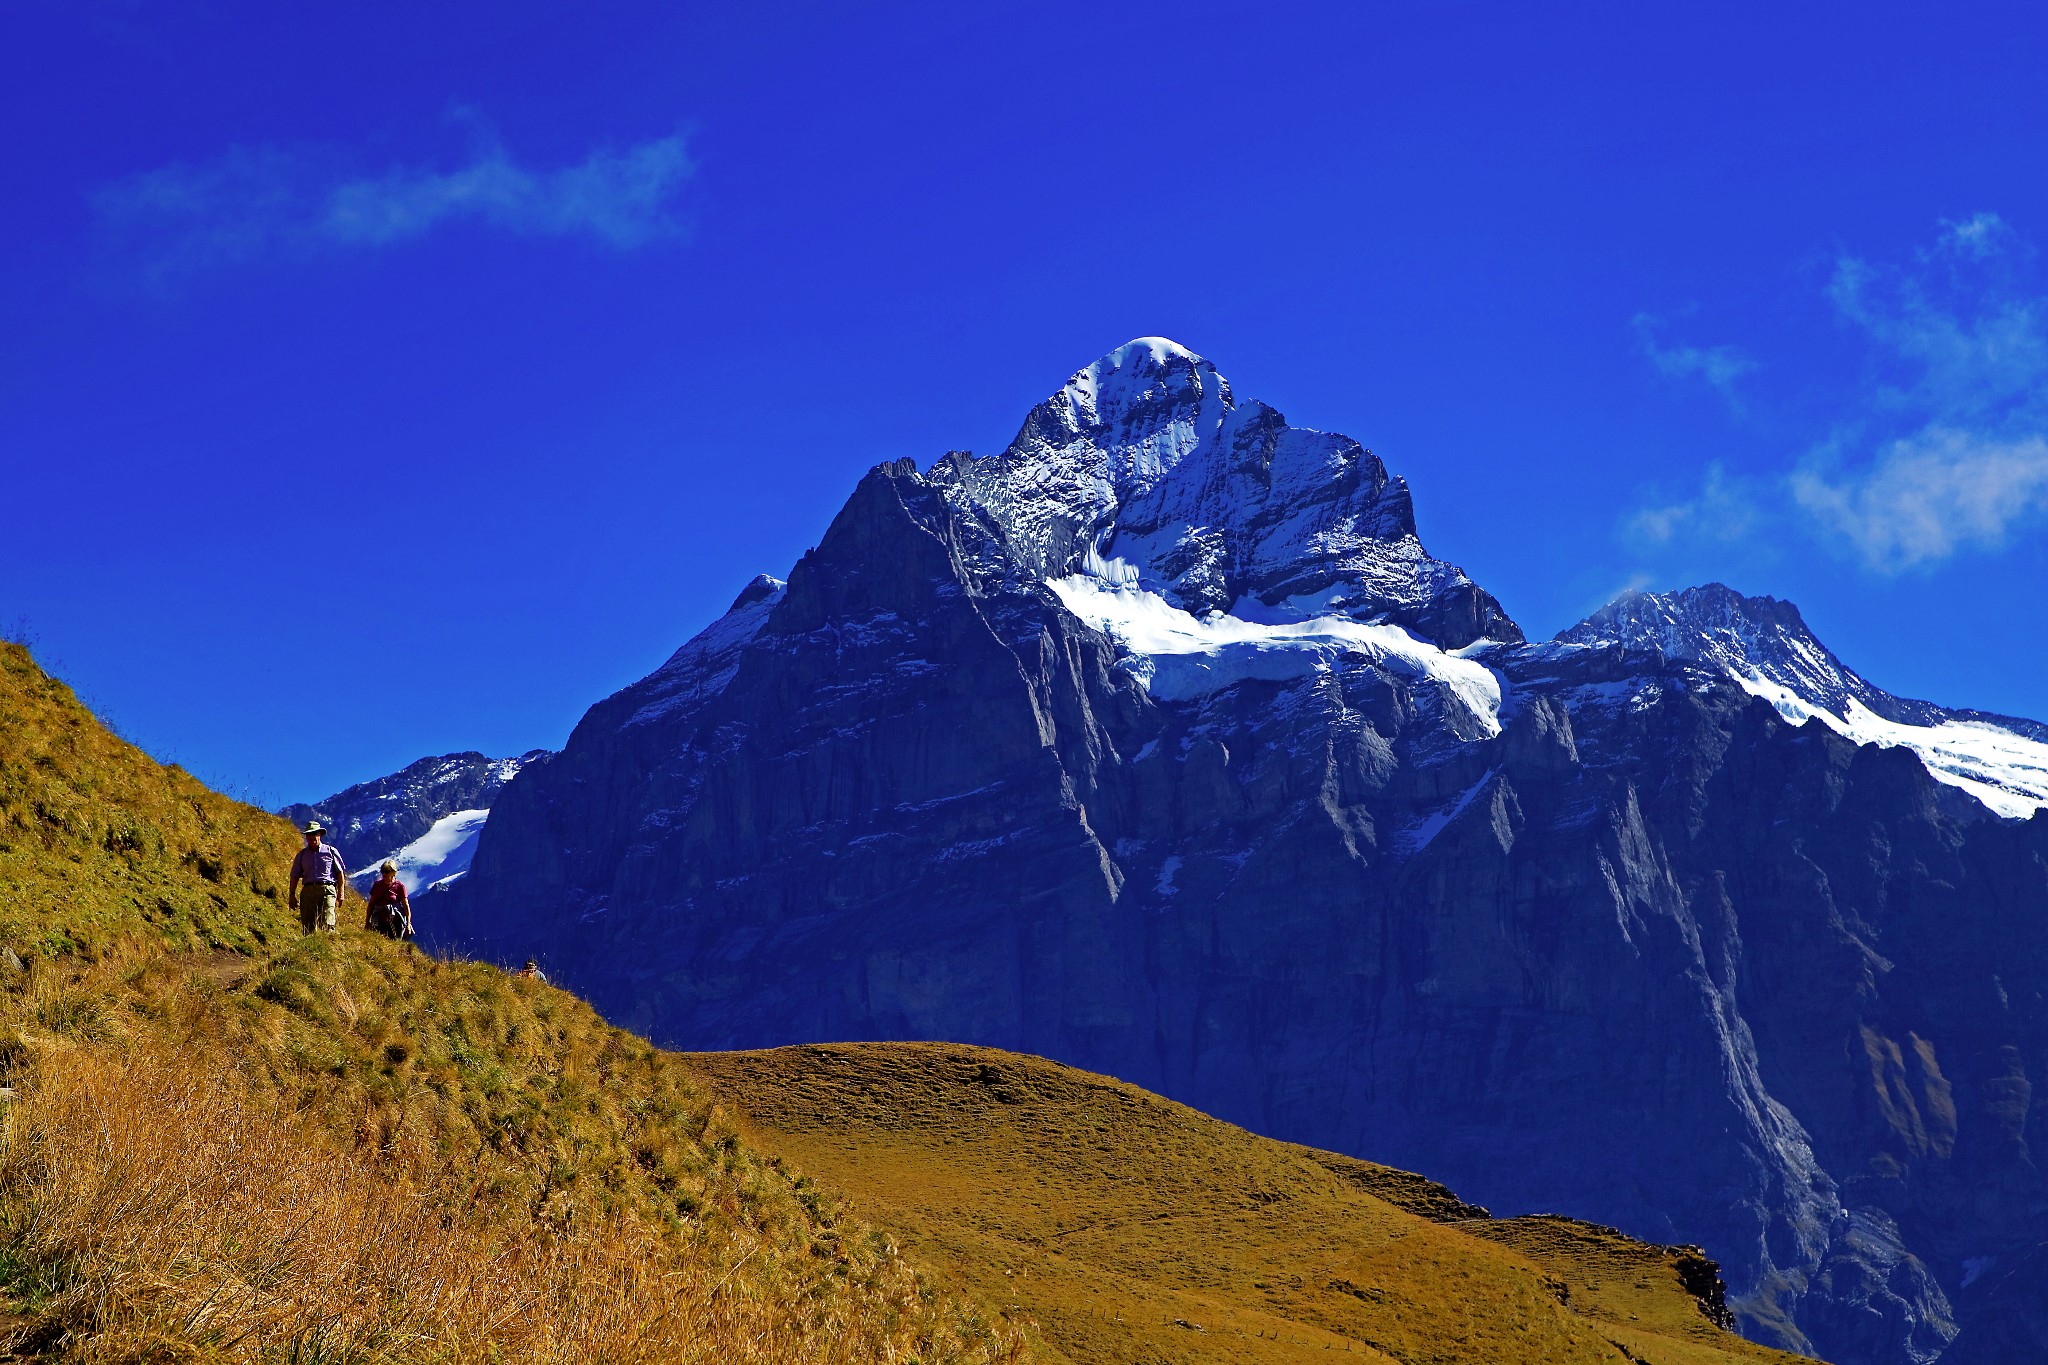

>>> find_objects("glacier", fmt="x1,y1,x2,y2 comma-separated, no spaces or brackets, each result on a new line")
356,808,491,893
1730,679,2048,819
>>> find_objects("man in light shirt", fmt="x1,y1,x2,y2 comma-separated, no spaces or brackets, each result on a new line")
287,821,348,933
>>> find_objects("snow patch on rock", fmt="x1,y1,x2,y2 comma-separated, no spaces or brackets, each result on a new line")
1048,573,1502,735
1735,674,2048,818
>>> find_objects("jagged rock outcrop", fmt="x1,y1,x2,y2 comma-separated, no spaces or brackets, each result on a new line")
443,340,2048,1365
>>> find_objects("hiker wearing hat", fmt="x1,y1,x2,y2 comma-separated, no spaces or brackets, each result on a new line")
365,860,413,940
288,822,348,934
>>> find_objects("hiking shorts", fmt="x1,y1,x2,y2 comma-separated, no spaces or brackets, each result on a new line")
299,881,339,933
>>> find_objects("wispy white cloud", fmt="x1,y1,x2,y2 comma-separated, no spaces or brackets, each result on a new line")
100,146,318,273
1633,313,1757,407
1802,212,2048,569
96,117,693,279
1935,210,2019,262
1827,217,2046,427
1624,213,2048,574
321,135,691,247
1792,430,2048,569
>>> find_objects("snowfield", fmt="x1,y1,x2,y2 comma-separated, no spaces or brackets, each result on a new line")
352,808,492,894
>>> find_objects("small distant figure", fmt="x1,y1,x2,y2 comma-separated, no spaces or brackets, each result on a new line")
516,958,548,984
365,860,414,940
288,822,347,934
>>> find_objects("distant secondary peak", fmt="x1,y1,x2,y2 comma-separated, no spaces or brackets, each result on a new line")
1555,583,2048,817
1555,583,1853,695
1560,584,1818,657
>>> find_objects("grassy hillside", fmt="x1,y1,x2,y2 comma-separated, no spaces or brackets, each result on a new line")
0,642,1019,1362
685,1044,1815,1365
0,642,308,957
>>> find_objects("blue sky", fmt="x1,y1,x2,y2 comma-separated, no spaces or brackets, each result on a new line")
4,1,2046,805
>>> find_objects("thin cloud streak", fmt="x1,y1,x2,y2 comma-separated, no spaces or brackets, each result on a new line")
322,136,692,248
1626,462,1762,547
96,123,693,279
1633,313,1757,408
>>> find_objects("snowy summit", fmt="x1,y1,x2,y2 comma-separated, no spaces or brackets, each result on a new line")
932,338,1516,648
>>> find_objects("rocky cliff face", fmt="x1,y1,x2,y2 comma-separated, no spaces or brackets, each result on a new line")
442,340,2048,1365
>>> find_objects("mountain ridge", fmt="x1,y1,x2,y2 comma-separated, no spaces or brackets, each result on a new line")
689,1040,1807,1365
1545,583,2048,818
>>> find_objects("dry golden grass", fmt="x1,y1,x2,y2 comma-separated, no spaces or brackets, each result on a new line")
0,642,1023,1363
0,947,1027,1365
0,941,1025,1364
1,1042,1014,1364
1462,1218,1782,1365
684,1043,1819,1365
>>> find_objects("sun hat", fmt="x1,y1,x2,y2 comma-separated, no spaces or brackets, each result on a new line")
303,821,327,835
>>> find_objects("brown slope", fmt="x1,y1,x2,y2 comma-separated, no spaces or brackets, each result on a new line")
684,1042,1820,1365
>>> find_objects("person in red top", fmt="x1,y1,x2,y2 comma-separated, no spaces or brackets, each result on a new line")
365,860,413,940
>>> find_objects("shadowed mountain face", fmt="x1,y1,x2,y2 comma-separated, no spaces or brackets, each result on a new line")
443,340,2048,1365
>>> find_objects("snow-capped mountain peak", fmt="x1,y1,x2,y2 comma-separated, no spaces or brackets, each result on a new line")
1047,337,1234,486
932,337,1519,648
446,341,2048,1362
